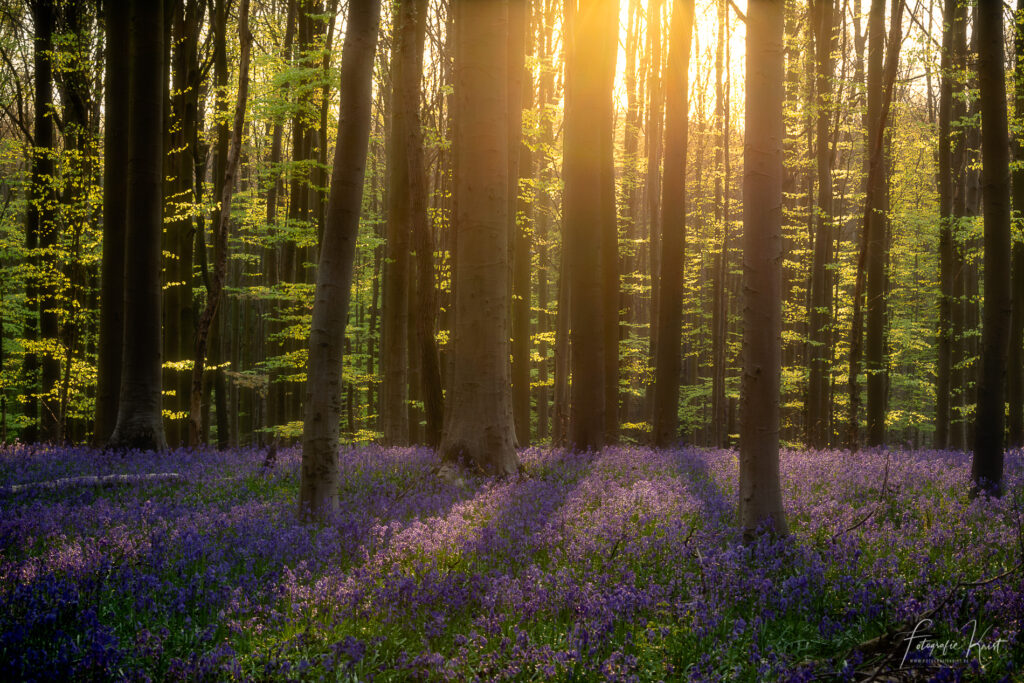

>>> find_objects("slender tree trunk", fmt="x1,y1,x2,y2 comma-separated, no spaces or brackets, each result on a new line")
971,0,1011,497
739,0,787,539
188,0,251,447
806,0,835,449
511,0,533,447
438,0,518,475
299,0,381,519
646,0,665,418
599,1,620,445
711,0,729,448
652,0,693,448
935,0,956,449
108,0,168,451
864,0,888,446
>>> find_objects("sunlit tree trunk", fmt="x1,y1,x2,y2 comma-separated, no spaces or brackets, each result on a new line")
652,0,693,448
108,0,168,451
438,0,518,474
510,0,532,446
806,0,835,449
971,0,1011,497
299,0,381,519
563,0,615,451
739,0,787,540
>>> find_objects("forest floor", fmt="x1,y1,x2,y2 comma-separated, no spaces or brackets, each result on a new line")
1,443,1021,681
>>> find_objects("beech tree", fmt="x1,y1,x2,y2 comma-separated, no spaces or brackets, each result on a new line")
971,0,1011,497
106,0,167,451
739,0,787,539
299,0,382,518
436,0,518,475
652,0,693,448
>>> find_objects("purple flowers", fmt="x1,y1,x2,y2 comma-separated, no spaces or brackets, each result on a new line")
1,444,1021,680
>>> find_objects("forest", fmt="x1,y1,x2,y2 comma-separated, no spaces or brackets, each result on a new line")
1,0,1022,679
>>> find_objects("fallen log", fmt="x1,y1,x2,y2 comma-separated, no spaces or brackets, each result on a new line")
1,472,183,495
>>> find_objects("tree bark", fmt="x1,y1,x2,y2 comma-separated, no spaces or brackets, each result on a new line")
1007,0,1024,447
806,0,835,449
299,0,381,519
739,0,788,540
652,0,693,448
563,0,614,451
438,0,518,475
935,0,956,449
107,0,168,451
971,0,1011,497
188,0,251,447
93,0,129,446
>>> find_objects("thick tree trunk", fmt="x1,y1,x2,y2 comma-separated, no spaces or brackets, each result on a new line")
652,0,693,448
93,0,130,446
806,0,835,449
108,0,168,451
971,0,1011,497
739,0,788,540
599,1,620,445
1007,0,1024,447
646,0,664,418
563,0,615,451
299,0,381,519
438,0,518,475
381,0,414,446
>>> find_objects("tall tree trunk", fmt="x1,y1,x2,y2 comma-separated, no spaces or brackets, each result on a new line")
438,0,518,475
864,0,888,447
599,1,619,445
299,0,381,519
739,0,787,539
652,0,693,448
22,0,55,444
846,0,902,451
646,0,665,418
711,0,729,449
806,0,835,449
381,0,415,446
188,0,251,447
163,0,203,447
935,0,956,449
93,0,130,446
1007,0,1024,447
511,0,532,447
108,0,168,451
564,0,615,451
971,0,1011,497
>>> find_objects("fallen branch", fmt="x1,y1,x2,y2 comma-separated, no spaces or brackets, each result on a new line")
1,472,183,495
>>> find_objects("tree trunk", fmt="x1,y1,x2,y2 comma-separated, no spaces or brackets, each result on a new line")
438,0,518,475
381,0,414,446
93,0,130,446
739,0,787,540
108,0,168,451
806,0,835,449
188,0,251,447
1007,0,1024,447
299,0,381,519
652,0,693,448
971,0,1011,497
646,0,664,420
510,0,532,447
563,0,615,451
864,0,887,447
